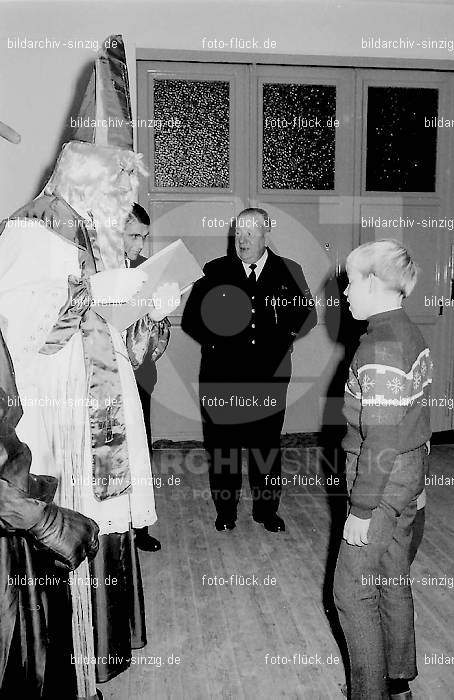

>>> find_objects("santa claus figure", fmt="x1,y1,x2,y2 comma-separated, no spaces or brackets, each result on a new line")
0,35,178,699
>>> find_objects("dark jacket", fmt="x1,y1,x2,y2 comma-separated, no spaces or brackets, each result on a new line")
129,254,147,268
182,248,316,382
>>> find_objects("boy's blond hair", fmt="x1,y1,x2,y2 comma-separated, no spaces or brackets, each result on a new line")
346,239,419,298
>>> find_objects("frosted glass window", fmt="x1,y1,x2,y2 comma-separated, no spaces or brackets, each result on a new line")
153,79,230,188
262,83,337,190
366,87,438,192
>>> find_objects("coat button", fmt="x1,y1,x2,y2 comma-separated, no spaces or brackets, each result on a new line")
251,309,255,314
251,323,255,329
251,339,256,344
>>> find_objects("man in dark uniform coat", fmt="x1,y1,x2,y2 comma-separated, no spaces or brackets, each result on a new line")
182,208,316,532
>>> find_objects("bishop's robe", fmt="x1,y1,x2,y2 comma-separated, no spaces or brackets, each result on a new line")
0,194,160,684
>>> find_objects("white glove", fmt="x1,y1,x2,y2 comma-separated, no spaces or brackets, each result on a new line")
89,268,147,304
149,282,181,321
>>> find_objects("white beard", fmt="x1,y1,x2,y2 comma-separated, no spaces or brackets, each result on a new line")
47,142,144,271
68,190,134,270
89,191,134,269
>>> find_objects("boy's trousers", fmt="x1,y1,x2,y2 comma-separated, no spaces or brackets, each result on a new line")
334,446,428,700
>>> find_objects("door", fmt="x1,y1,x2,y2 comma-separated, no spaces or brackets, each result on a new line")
355,69,454,431
137,61,357,439
249,65,356,436
137,58,454,439
137,61,250,439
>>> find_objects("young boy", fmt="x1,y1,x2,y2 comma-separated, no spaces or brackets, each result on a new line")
334,240,432,699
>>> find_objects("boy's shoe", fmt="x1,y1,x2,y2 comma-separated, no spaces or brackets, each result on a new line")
215,515,236,531
340,682,412,699
389,678,412,699
253,513,285,532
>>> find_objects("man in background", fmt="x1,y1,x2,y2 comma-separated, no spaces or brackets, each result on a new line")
124,203,154,448
124,203,171,553
124,203,150,270
182,208,317,534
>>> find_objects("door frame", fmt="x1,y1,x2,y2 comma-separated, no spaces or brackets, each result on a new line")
137,48,454,73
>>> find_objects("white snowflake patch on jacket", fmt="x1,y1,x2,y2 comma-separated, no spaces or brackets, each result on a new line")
360,373,376,393
387,376,404,394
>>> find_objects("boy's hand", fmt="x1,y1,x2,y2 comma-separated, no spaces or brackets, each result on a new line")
343,513,370,546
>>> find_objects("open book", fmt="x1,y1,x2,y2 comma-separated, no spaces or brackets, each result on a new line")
94,239,203,331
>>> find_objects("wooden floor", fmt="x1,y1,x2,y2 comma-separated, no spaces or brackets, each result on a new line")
101,444,454,700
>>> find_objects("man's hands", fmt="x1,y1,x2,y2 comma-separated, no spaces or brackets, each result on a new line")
148,282,181,321
343,513,370,546
89,268,147,304
29,503,99,570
